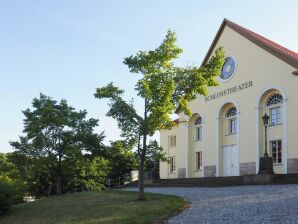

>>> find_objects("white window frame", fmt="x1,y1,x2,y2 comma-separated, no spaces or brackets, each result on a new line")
229,118,237,134
194,126,202,141
269,106,282,126
193,117,202,141
169,156,176,173
169,135,176,148
270,140,282,165
266,93,283,126
195,151,202,170
226,107,237,135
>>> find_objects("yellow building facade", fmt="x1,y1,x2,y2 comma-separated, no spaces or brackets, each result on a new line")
160,19,298,179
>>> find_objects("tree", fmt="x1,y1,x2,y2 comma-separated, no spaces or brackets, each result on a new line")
70,156,109,191
0,153,27,212
144,140,168,178
95,30,225,200
105,140,138,184
10,94,105,195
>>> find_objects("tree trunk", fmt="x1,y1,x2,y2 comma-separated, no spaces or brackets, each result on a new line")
138,153,145,200
56,155,62,195
138,99,148,200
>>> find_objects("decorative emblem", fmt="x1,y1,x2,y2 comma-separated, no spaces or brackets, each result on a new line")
220,57,236,80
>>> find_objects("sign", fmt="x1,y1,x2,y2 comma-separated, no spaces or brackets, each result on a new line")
205,81,253,102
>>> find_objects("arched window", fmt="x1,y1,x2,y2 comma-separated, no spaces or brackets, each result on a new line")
266,94,283,107
193,116,202,141
226,107,237,134
266,94,283,125
194,116,202,125
226,107,237,118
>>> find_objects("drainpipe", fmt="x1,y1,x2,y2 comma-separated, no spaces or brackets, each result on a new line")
185,123,189,178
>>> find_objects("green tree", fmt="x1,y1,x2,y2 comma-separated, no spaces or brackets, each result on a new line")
106,140,138,184
10,94,105,195
0,153,27,212
70,156,109,191
95,30,225,200
144,140,168,178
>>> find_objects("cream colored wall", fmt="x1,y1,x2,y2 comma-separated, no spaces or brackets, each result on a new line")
189,126,204,177
160,121,189,179
160,25,298,177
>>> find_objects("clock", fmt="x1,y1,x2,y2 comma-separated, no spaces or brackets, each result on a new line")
220,57,236,80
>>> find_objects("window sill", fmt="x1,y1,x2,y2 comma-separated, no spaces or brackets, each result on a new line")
268,123,283,128
273,163,283,166
169,172,176,174
193,169,202,172
225,133,237,136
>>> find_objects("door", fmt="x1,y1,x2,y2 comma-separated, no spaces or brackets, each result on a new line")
223,145,239,176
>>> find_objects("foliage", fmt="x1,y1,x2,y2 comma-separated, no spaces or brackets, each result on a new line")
0,179,14,214
71,156,109,191
105,140,138,183
95,30,225,200
144,140,168,173
0,190,187,224
10,94,106,195
0,153,27,210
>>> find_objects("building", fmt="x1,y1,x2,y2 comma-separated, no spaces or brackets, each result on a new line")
159,19,298,179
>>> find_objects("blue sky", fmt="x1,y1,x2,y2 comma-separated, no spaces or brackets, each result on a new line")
1,0,298,152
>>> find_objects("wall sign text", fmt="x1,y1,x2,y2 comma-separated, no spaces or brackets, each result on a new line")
205,81,253,102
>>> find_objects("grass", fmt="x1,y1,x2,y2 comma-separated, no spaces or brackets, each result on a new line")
0,190,187,224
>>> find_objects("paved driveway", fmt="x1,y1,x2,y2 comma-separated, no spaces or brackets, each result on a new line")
124,185,298,223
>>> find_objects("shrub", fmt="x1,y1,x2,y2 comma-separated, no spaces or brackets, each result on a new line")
0,180,14,214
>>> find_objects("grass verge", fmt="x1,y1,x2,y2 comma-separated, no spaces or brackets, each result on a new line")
0,190,188,224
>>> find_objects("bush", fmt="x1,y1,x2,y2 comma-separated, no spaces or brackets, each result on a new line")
0,180,14,214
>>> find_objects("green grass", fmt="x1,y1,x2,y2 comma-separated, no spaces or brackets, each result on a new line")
0,190,187,224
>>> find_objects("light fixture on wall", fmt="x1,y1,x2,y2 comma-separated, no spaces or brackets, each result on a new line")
258,113,274,174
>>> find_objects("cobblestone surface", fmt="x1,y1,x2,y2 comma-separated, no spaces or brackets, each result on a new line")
124,185,298,223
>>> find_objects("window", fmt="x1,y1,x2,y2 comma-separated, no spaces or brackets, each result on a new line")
196,151,202,170
271,140,282,164
266,94,283,107
226,107,237,117
270,106,281,125
196,127,202,141
169,157,176,173
229,118,237,134
266,94,283,126
194,117,202,125
194,116,202,141
226,107,237,134
169,135,176,147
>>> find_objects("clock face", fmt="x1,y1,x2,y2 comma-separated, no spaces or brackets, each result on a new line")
220,57,236,80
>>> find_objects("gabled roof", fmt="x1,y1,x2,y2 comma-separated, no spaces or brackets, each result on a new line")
202,18,298,70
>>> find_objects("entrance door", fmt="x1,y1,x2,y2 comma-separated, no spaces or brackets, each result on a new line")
223,145,239,176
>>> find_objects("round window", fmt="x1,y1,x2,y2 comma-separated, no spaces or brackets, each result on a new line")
220,57,236,80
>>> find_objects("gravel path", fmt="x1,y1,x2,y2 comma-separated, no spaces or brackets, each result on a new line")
124,185,298,223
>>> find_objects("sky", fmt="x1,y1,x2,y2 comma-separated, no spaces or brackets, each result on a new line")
1,0,298,153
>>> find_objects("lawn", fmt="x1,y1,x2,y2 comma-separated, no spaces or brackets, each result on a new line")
0,190,187,224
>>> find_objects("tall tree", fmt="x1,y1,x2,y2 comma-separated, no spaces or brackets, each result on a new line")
95,30,225,200
106,140,138,183
10,94,105,195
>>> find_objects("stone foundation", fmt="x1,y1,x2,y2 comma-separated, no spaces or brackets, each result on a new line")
240,162,256,175
178,168,186,178
204,165,216,177
287,158,298,173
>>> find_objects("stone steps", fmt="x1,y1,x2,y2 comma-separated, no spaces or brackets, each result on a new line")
273,174,298,184
123,174,298,188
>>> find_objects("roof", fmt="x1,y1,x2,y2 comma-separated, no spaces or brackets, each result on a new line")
202,18,298,70
172,118,179,125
